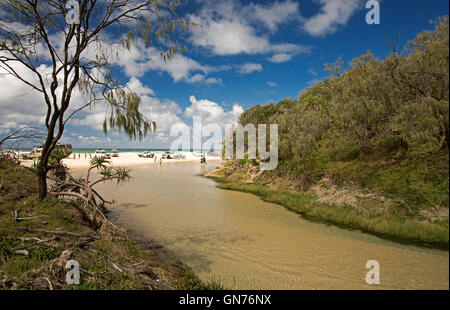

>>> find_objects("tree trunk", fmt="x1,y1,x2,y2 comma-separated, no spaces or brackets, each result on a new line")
38,166,48,201
37,140,53,201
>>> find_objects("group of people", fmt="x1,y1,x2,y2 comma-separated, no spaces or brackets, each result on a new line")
72,153,87,160
70,151,207,166
154,155,163,166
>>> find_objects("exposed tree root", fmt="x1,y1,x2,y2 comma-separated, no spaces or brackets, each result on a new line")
47,157,131,240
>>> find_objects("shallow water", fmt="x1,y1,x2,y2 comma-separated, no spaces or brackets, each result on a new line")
90,161,449,289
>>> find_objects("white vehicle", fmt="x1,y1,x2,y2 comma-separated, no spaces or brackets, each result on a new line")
138,151,154,158
94,149,109,159
171,152,185,159
25,146,43,159
161,151,172,159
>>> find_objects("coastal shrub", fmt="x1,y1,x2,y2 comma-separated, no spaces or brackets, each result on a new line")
235,17,449,194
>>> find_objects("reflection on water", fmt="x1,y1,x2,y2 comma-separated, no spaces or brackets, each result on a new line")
90,161,449,289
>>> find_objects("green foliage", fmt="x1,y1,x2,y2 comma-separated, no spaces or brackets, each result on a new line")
28,245,60,262
237,17,449,189
224,18,450,246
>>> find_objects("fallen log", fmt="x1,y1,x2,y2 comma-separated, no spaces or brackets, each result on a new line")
11,227,100,239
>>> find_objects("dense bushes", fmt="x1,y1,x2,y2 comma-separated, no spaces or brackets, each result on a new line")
237,17,449,190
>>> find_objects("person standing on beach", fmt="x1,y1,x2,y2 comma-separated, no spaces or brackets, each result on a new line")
78,153,81,160
154,155,157,164
200,154,207,165
159,157,163,166
85,153,87,159
73,153,76,160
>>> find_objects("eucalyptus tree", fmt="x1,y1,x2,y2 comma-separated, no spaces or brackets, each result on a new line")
0,0,195,200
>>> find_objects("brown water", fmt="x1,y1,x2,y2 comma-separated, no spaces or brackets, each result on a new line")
90,161,449,289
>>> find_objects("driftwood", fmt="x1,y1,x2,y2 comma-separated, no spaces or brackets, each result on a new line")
10,210,18,222
12,227,100,239
48,158,129,237
10,215,49,222
45,277,53,290
12,236,58,251
76,237,97,249
108,260,124,273
104,256,172,290
14,249,29,257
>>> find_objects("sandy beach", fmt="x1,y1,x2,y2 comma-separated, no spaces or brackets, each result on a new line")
21,151,222,171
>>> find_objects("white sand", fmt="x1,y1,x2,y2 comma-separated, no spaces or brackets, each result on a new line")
42,151,222,171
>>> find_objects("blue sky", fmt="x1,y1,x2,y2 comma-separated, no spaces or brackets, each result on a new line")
0,0,448,149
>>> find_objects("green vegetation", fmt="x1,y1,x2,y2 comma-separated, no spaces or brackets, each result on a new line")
0,159,211,289
207,175,448,249
216,17,449,249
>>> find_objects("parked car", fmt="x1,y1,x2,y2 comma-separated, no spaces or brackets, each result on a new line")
171,152,185,159
94,149,110,159
161,151,172,159
138,151,154,158
24,146,43,160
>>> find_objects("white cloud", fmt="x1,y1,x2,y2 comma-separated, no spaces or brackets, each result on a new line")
238,63,263,74
187,0,308,62
246,0,300,32
0,55,92,131
185,96,244,127
126,77,155,96
303,0,362,36
189,17,270,55
268,53,293,63
108,40,228,84
268,43,312,63
308,69,318,76
186,73,223,85
267,81,277,87
205,77,223,84
71,77,185,134
112,41,208,82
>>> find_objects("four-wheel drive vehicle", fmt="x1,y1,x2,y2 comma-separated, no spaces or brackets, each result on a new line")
24,147,43,160
161,151,172,159
138,151,154,158
93,149,110,159
171,152,185,159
